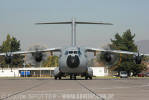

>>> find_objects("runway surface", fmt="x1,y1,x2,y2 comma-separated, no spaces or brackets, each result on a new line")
0,78,149,100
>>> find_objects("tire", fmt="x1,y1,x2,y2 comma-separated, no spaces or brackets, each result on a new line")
74,76,76,80
89,77,92,80
85,76,88,80
70,75,72,80
59,76,61,80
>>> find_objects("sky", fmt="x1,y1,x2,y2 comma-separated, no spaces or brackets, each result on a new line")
0,0,149,50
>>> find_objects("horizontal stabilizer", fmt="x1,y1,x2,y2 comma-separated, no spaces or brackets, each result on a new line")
36,21,113,25
36,22,72,24
75,21,113,25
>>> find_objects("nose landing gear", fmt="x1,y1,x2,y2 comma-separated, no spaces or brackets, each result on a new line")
70,74,76,80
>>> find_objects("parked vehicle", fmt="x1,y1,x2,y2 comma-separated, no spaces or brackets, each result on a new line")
145,72,149,77
138,73,145,77
113,75,119,77
120,71,128,78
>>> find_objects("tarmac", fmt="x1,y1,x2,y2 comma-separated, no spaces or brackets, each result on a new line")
0,77,149,100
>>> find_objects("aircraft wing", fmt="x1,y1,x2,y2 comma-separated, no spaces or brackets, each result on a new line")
85,48,149,56
0,48,61,56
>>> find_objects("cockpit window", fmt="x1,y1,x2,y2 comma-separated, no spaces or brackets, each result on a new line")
69,51,73,54
74,51,78,54
67,50,81,55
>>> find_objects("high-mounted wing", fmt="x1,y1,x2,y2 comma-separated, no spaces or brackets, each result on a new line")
85,47,149,56
86,47,149,64
0,48,61,56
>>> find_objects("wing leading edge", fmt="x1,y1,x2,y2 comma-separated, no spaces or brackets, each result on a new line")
0,48,61,56
86,47,149,56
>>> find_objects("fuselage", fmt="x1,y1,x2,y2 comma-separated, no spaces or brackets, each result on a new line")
59,46,88,74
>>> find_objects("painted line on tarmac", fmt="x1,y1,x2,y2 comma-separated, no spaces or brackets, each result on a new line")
76,80,105,100
0,81,46,100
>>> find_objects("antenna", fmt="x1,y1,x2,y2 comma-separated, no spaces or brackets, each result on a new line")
36,18,113,46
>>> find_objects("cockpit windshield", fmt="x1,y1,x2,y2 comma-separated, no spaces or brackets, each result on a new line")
69,51,73,54
74,51,78,54
65,50,81,55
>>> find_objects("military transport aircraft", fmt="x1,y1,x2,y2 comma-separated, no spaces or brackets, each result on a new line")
0,18,149,80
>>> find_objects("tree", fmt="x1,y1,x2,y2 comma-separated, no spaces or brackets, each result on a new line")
42,56,59,67
0,34,24,67
109,29,146,76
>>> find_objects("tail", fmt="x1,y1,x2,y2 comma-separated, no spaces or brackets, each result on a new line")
36,18,113,46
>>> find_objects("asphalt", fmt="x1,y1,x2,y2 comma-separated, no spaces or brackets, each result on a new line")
0,78,149,100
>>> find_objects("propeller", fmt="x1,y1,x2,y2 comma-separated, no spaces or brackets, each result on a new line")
99,46,119,67
26,44,49,67
4,52,13,64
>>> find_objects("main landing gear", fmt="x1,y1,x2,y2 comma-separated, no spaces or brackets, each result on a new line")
55,76,61,80
85,76,92,80
54,75,92,80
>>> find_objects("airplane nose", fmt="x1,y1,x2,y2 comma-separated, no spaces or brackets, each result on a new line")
67,55,80,68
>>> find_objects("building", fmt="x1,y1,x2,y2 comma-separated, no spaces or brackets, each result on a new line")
0,67,108,77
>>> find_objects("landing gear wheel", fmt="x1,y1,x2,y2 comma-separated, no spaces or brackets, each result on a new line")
85,76,88,80
74,75,76,80
59,76,61,80
70,74,76,80
89,76,92,80
55,77,57,80
70,75,72,80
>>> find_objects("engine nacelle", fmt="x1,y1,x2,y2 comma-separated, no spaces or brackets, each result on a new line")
5,53,13,64
104,53,112,62
100,52,118,66
32,51,43,63
102,52,114,62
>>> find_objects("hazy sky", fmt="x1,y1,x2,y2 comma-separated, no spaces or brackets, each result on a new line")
0,0,149,50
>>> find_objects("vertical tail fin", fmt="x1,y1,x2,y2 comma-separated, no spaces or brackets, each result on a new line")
36,18,113,46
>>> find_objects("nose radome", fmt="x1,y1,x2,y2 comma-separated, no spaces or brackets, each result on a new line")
71,56,75,63
67,55,80,68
